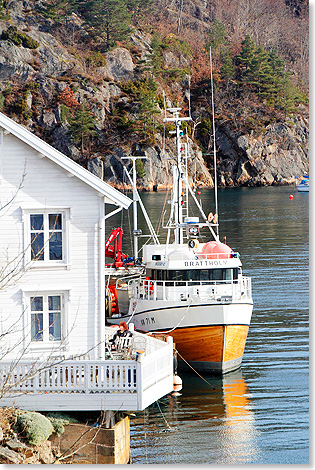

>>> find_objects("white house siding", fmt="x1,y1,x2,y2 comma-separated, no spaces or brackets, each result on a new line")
0,133,104,361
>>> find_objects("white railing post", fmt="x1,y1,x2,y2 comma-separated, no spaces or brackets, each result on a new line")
137,357,143,409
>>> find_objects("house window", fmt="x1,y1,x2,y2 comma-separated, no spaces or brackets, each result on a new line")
30,294,62,342
23,208,69,266
30,213,63,261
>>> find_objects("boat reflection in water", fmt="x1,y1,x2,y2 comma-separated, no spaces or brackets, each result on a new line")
130,369,260,464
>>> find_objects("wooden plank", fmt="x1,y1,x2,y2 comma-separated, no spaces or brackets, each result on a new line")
170,326,224,362
223,325,249,362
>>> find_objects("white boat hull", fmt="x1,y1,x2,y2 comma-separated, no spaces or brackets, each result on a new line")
107,299,253,373
296,185,309,192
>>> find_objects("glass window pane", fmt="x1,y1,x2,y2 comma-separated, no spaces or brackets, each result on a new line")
49,312,61,341
30,296,43,312
49,214,62,230
48,295,61,311
31,233,44,260
200,270,209,281
226,269,232,280
30,214,43,231
31,313,43,341
49,232,62,260
212,269,224,280
186,270,198,281
175,270,184,281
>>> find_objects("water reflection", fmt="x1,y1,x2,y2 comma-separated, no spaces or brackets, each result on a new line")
131,370,261,464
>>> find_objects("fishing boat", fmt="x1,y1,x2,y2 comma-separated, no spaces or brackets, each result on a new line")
295,175,309,192
105,50,253,373
105,106,253,374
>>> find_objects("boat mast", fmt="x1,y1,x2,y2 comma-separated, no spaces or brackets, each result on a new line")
121,156,143,259
122,158,160,256
210,47,219,237
163,108,191,244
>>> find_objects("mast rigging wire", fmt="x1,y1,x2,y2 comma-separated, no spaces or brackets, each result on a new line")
210,47,219,238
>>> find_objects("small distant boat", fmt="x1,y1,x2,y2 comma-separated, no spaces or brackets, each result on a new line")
295,175,309,192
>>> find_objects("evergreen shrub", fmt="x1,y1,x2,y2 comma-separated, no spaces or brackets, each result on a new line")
0,26,40,49
46,412,79,437
14,410,54,445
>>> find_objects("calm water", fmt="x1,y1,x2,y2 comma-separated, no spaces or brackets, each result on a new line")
106,186,309,465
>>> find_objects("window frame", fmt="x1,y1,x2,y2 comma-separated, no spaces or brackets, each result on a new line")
23,290,69,350
23,208,70,268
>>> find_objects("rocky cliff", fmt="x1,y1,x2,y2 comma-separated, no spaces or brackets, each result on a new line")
0,0,309,189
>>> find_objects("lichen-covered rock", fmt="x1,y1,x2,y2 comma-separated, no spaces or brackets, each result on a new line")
100,47,134,82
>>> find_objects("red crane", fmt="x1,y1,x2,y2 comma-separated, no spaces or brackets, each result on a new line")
105,227,129,267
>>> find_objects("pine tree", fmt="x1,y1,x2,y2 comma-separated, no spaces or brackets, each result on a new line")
69,102,97,154
235,35,257,86
220,48,234,82
78,0,132,51
207,20,226,50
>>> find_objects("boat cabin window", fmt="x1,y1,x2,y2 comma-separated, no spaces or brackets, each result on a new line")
148,268,239,282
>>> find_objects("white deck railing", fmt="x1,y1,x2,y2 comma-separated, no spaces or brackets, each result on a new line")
0,331,174,411
128,276,252,303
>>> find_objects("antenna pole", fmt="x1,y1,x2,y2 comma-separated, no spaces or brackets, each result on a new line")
210,47,219,238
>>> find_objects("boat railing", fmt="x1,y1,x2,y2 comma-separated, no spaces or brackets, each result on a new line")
166,251,240,261
128,277,252,302
195,252,240,260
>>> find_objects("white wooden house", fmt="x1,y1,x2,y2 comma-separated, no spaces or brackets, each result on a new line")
0,112,173,411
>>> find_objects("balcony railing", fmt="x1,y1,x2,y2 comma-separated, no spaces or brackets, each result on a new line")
0,329,174,411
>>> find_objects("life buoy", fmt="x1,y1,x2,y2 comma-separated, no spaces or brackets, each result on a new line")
144,276,154,294
105,285,119,316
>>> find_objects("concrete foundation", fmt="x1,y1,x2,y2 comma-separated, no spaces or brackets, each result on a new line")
50,417,130,464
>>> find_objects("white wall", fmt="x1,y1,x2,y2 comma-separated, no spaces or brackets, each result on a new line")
0,133,104,361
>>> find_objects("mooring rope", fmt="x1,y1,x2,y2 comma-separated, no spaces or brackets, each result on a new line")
175,350,216,390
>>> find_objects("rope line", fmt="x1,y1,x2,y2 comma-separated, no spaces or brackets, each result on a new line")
175,350,216,389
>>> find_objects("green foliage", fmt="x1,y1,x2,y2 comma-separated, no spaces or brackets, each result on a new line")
13,91,32,120
85,51,107,67
2,83,12,97
46,412,79,437
163,67,190,82
233,35,306,114
148,33,191,78
25,81,40,91
220,48,234,82
207,19,226,50
75,0,132,51
60,103,71,123
37,0,72,23
0,93,4,109
0,26,40,49
0,0,9,20
69,101,97,153
164,35,192,57
14,410,54,445
135,158,146,178
120,76,159,141
196,118,212,151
